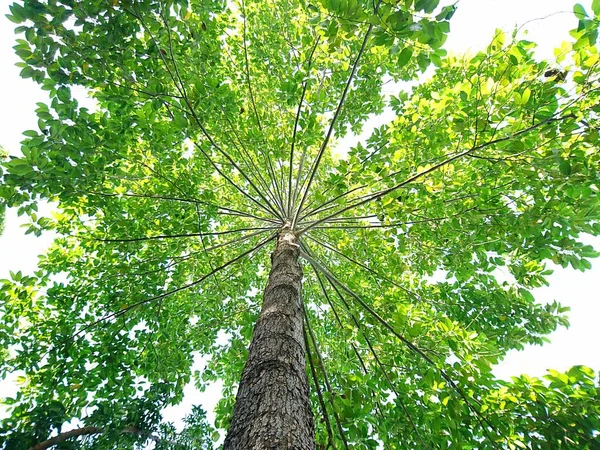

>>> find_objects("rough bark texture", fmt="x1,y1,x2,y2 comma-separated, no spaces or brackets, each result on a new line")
223,225,315,450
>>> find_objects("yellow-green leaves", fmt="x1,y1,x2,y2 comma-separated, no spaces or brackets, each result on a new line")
1,1,599,449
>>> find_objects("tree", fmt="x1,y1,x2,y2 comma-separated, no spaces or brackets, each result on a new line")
1,0,600,448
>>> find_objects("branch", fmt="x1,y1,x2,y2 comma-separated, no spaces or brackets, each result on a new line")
220,115,285,217
28,426,103,450
95,225,276,243
114,228,272,278
236,0,288,216
304,310,350,450
298,184,367,223
305,233,421,302
313,267,429,449
287,36,321,217
300,249,502,446
128,4,283,220
27,425,182,450
298,111,578,236
64,233,275,344
83,190,279,224
304,326,337,450
240,0,263,132
292,0,382,227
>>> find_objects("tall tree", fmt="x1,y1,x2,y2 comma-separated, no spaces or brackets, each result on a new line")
1,0,600,449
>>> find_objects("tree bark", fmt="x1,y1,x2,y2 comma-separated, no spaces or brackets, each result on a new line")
223,224,315,450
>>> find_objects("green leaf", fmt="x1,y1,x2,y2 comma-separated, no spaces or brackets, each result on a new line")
398,47,413,66
8,4,26,23
174,112,188,128
436,5,456,21
518,288,535,303
56,86,70,102
388,11,411,31
520,87,531,105
559,159,572,176
574,3,588,19
5,14,21,24
415,0,440,14
5,159,32,176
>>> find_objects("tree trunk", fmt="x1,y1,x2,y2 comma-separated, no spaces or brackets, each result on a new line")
223,224,315,450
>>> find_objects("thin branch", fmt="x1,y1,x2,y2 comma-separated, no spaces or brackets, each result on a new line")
287,36,321,217
299,184,368,223
291,143,313,219
201,227,273,253
95,225,276,243
194,201,227,295
129,3,283,220
311,268,366,372
83,190,279,224
311,266,386,421
220,115,285,216
297,182,338,219
306,233,421,302
300,250,503,447
240,0,263,132
360,140,388,164
299,214,378,226
28,426,103,450
27,425,184,450
298,111,578,236
236,0,290,216
314,267,429,449
66,233,275,343
264,150,288,217
304,326,337,450
237,0,288,216
120,228,273,279
304,310,350,450
292,0,382,228
103,79,184,99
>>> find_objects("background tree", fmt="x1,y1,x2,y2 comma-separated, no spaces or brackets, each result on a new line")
1,0,600,449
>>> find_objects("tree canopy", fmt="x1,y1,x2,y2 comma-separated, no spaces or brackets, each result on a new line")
1,0,600,448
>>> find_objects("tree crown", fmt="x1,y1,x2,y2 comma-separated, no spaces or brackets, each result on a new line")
1,0,600,448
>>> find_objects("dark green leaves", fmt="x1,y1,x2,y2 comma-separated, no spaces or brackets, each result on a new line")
415,0,440,14
1,1,599,449
388,10,412,31
559,158,573,176
398,46,413,66
6,3,27,24
436,5,457,21
4,158,33,176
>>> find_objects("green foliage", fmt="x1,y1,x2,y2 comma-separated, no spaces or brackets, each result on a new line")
1,0,599,448
0,146,7,235
482,367,600,449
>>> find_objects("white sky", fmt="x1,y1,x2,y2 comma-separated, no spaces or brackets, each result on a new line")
0,0,598,431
